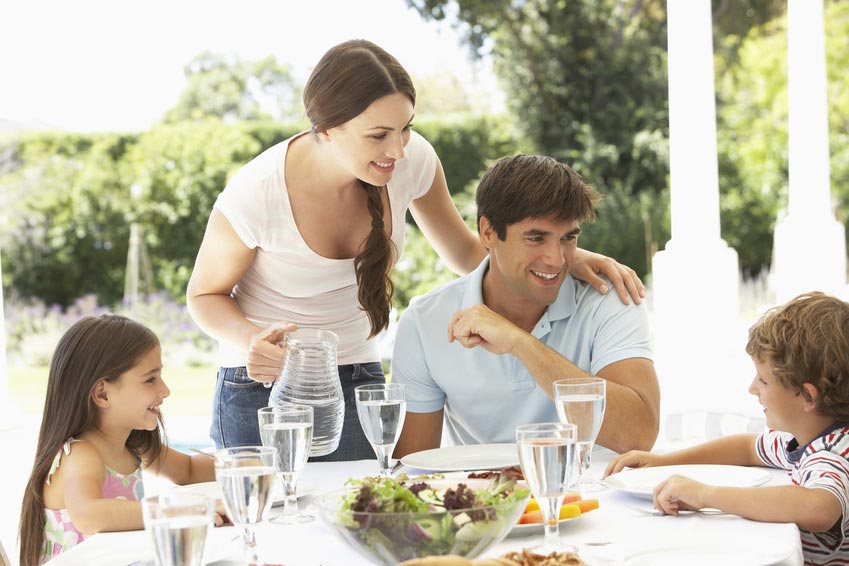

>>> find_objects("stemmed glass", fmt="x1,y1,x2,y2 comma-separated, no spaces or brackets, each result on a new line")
354,382,406,477
257,404,314,524
214,446,277,565
516,422,578,553
554,377,607,493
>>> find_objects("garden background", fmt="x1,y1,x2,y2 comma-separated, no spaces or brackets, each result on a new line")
2,2,849,554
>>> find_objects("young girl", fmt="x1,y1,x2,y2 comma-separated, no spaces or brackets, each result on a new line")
19,314,222,566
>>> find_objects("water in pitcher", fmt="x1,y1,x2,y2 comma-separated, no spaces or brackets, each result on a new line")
269,329,344,457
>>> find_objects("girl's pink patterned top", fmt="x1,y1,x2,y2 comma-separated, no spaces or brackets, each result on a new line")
41,438,144,564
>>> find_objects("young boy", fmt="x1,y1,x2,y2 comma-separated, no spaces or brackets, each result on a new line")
605,291,849,566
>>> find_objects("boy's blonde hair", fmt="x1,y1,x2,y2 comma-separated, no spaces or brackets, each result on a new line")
746,291,849,419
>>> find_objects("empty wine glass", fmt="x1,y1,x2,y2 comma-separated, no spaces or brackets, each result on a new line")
141,493,213,566
516,422,578,553
257,404,314,524
553,377,607,493
214,446,276,565
354,382,406,477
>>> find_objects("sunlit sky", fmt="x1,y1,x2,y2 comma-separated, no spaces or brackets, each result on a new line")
0,0,498,132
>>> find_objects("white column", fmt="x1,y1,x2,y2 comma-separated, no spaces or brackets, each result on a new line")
772,0,846,302
665,0,721,247
652,0,746,439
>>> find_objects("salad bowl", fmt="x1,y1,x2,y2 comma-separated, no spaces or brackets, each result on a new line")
314,477,530,565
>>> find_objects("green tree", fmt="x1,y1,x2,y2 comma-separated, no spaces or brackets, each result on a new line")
0,133,135,305
414,114,522,197
713,1,849,274
0,117,509,307
406,0,787,276
163,51,303,124
714,15,786,276
407,0,671,275
122,119,267,299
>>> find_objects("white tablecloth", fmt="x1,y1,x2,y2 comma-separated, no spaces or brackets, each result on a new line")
45,448,803,566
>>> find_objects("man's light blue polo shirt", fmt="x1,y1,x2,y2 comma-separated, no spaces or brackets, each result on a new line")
392,257,653,446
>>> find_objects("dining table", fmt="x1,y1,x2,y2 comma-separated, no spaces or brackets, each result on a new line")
43,446,803,566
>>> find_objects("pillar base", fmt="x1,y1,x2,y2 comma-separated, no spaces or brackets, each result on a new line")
651,239,748,419
772,212,846,303
652,237,740,353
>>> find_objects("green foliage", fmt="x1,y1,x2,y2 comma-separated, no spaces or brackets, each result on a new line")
407,0,671,275
710,0,788,62
580,177,670,281
3,291,216,368
392,225,459,311
415,114,522,196
0,116,513,307
0,133,135,305
407,0,834,277
713,1,849,274
825,2,849,231
410,1,668,180
0,122,269,305
413,71,477,115
713,16,786,275
163,51,303,123
123,119,263,299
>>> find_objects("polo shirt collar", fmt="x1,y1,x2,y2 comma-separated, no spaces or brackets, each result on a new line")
786,421,849,464
461,256,579,325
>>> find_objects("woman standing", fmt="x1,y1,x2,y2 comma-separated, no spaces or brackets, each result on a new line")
186,39,643,460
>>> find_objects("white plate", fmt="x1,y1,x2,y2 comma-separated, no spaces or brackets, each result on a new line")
168,480,317,507
604,464,771,499
508,514,583,538
624,541,795,565
400,444,519,472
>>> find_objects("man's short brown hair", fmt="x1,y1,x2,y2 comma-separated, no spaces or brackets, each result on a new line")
476,155,602,240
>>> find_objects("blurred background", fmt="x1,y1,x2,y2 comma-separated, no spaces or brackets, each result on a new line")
1,0,848,556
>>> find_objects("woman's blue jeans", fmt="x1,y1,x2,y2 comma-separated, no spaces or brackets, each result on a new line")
209,362,385,461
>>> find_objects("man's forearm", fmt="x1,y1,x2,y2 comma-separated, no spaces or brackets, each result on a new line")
593,373,660,452
510,333,660,452
509,332,591,396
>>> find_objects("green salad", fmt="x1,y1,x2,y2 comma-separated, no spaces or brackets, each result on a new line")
332,476,530,562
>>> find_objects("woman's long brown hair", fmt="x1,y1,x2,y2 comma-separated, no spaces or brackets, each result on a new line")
19,315,163,566
303,39,415,336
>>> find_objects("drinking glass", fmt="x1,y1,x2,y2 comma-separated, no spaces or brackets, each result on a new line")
142,493,213,566
214,446,277,565
354,382,406,477
257,404,314,524
516,422,578,553
553,377,607,492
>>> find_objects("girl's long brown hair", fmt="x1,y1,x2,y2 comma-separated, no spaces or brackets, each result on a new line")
19,315,163,566
303,39,415,336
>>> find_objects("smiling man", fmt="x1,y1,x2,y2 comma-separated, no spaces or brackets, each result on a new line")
392,155,660,458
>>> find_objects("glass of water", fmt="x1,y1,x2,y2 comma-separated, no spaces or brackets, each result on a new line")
258,404,314,524
141,493,213,566
553,377,607,492
354,382,406,477
516,422,578,553
214,446,277,565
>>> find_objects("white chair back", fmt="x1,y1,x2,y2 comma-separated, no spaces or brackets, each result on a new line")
663,410,766,448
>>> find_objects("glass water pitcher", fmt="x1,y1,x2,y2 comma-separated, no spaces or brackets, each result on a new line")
269,328,344,457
